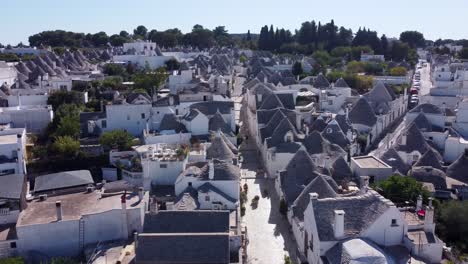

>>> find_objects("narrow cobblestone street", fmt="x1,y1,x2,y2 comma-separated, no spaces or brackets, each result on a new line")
240,140,299,264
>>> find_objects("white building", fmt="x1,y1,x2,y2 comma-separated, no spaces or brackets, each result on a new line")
350,155,393,183
0,105,53,134
174,159,239,210
0,128,26,175
135,144,188,191
113,41,174,69
16,190,148,257
0,61,17,86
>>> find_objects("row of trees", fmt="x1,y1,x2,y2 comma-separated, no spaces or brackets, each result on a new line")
256,20,422,63
28,25,235,49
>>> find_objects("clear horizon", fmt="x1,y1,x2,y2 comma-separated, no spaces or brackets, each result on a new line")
2,0,468,45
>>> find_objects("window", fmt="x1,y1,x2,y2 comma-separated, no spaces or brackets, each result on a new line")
127,115,130,120
141,113,146,119
326,128,332,134
188,182,192,187
160,164,167,168
175,109,179,115
391,219,398,226
205,195,210,201
101,120,107,128
10,242,16,248
328,100,333,105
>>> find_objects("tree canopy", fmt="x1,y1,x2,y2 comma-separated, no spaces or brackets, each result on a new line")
100,130,136,151
376,175,430,205
400,31,426,48
436,200,468,253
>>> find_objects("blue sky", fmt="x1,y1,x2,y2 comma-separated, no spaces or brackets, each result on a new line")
2,0,468,45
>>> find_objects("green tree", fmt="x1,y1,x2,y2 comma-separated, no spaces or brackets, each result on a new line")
184,25,215,49
119,30,130,38
436,200,468,253
458,48,468,59
292,61,304,76
239,55,247,64
103,63,126,76
376,175,430,204
109,34,128,46
55,115,80,138
132,67,167,95
213,26,232,46
100,130,135,151
0,257,25,264
380,34,389,58
133,25,148,39
389,66,408,76
51,136,80,157
91,31,109,47
400,31,426,48
47,91,83,111
165,58,180,71
391,42,410,62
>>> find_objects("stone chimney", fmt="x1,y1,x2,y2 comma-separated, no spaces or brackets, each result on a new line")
56,201,63,221
208,159,215,180
138,187,144,201
134,232,139,250
333,210,345,239
149,197,158,214
16,134,24,175
416,195,423,211
424,198,435,233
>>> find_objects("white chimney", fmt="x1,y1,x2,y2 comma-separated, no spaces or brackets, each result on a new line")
257,94,263,103
209,159,215,180
309,193,319,203
56,201,63,221
416,195,423,211
360,176,369,193
401,133,407,146
121,193,129,238
424,198,435,233
263,76,267,83
333,210,345,239
17,134,24,175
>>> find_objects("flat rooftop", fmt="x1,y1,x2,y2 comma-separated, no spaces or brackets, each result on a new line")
407,230,438,245
402,211,424,226
17,191,143,227
0,134,17,145
352,156,391,169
